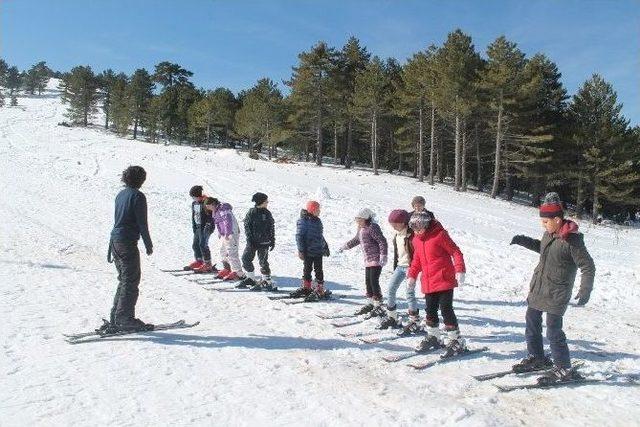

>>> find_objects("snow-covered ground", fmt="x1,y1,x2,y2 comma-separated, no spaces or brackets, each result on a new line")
1,81,639,426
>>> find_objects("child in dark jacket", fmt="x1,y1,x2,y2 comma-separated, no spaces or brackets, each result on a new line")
291,201,330,301
185,185,216,273
510,192,595,385
238,192,276,291
407,211,467,357
339,208,388,316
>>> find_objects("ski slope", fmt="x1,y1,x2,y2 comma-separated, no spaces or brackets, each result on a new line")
1,81,639,426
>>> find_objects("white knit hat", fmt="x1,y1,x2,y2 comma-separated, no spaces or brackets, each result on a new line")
355,208,375,220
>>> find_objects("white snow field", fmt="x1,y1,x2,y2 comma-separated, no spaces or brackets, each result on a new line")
1,81,639,427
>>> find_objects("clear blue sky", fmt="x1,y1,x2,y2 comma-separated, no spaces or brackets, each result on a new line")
2,0,638,124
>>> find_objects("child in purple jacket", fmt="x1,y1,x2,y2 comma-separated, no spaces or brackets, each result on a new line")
204,198,245,282
339,208,388,316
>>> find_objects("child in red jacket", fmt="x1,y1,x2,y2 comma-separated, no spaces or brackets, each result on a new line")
407,211,467,357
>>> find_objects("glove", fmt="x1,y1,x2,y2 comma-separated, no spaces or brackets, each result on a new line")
269,243,275,252
407,277,417,286
146,246,153,256
574,289,590,306
298,252,305,260
456,272,465,286
510,235,527,246
204,224,213,235
379,255,387,267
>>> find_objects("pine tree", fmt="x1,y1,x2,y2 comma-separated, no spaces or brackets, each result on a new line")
5,66,22,96
235,78,284,157
189,87,237,149
153,62,195,142
478,36,528,198
352,56,392,175
398,45,440,183
0,89,5,107
569,74,639,222
287,42,338,165
60,66,100,126
127,69,154,139
109,74,131,136
0,59,8,85
23,61,51,95
510,54,567,204
98,69,118,129
435,30,482,190
336,37,370,168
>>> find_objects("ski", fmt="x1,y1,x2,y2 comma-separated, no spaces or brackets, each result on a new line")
64,320,199,343
282,294,344,305
317,312,359,320
382,345,443,363
330,318,365,327
337,330,380,338
407,347,489,370
212,287,287,294
360,331,425,344
474,360,584,381
496,378,603,392
160,268,189,273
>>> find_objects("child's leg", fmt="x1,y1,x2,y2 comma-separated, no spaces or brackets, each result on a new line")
199,228,212,263
525,307,545,358
364,267,374,299
302,257,313,282
386,267,406,310
226,235,243,273
438,290,458,329
192,230,203,261
257,246,271,278
404,271,419,312
241,245,257,278
424,292,440,327
313,256,324,284
370,266,383,301
219,240,229,269
545,313,571,368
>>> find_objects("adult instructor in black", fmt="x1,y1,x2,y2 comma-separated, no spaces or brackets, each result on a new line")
105,165,154,332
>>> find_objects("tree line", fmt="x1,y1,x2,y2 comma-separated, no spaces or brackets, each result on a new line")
1,29,638,223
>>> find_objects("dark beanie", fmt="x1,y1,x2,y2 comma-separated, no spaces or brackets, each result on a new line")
189,185,203,197
388,209,410,224
539,192,564,218
252,192,268,205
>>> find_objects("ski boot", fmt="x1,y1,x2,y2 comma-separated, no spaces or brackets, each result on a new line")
235,276,256,289
364,302,386,319
304,283,331,302
440,328,467,358
398,310,422,336
184,260,204,271
377,311,401,330
537,365,583,386
223,271,242,281
216,268,231,279
512,354,554,374
95,319,116,335
354,302,374,316
193,261,215,274
114,318,155,333
290,280,314,298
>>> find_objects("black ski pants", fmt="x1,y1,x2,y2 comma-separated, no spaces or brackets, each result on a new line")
110,240,141,324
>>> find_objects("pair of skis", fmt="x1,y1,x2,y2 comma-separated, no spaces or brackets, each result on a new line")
63,320,200,344
267,293,344,305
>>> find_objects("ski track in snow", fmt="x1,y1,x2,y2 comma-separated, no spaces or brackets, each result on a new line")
1,81,639,426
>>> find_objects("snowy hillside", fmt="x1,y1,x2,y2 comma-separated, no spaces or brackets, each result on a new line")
1,81,639,426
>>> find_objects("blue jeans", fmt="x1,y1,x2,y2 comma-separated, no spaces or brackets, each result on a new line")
386,266,418,311
192,226,212,262
525,306,571,369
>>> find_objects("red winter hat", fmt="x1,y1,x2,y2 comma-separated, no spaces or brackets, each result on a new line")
306,200,320,215
539,192,564,218
388,209,410,224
